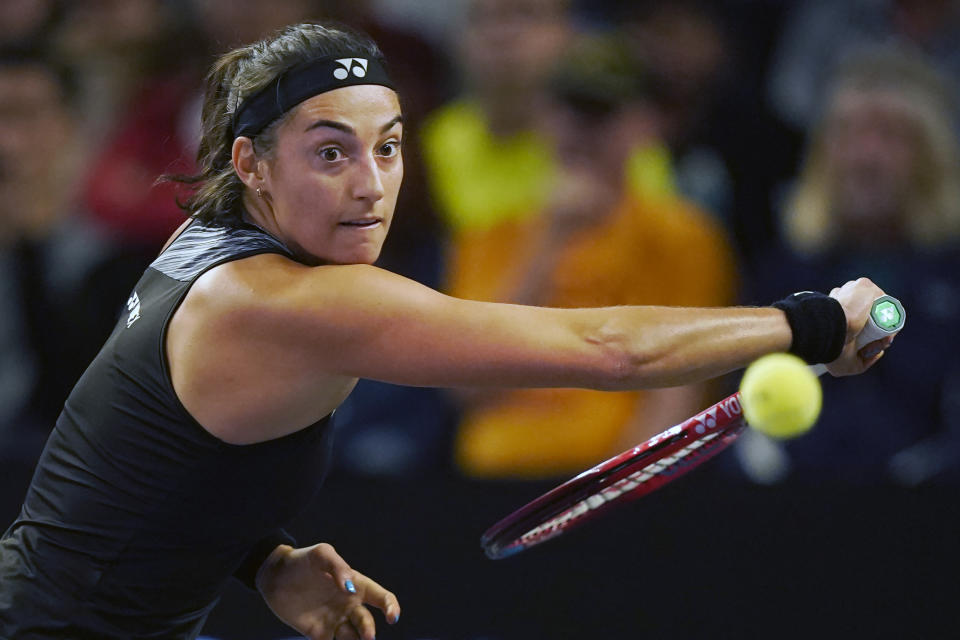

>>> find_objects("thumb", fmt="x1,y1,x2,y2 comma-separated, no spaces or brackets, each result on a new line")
307,543,357,594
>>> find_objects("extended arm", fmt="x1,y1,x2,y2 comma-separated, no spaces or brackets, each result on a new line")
168,256,884,443
216,256,794,389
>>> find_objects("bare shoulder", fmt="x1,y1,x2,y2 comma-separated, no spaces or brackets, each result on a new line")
192,256,456,360
189,253,437,316
166,254,413,445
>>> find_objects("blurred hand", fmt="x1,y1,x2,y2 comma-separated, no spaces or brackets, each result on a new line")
545,169,620,239
257,542,400,640
826,277,896,376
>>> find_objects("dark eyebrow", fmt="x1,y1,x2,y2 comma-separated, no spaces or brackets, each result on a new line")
304,114,403,135
381,114,403,133
305,119,355,135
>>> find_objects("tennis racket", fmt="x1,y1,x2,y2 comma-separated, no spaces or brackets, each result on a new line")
481,295,905,559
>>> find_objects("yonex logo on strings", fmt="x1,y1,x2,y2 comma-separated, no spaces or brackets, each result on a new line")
333,58,368,80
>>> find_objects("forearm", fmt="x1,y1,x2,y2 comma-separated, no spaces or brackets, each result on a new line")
566,305,793,390
388,301,792,391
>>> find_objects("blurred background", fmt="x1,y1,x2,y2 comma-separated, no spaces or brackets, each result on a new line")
1,0,958,637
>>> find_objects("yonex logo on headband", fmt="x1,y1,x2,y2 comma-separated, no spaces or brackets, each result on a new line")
334,58,369,80
232,55,395,138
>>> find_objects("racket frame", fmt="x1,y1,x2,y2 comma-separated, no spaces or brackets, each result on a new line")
481,391,748,559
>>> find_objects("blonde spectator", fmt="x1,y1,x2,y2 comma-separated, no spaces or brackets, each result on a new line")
784,47,960,255
743,48,960,484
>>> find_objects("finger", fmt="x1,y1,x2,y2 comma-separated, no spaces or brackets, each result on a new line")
334,620,361,640
858,338,888,361
356,574,401,624
302,620,335,640
860,347,885,371
348,605,377,640
308,543,356,594
855,276,881,295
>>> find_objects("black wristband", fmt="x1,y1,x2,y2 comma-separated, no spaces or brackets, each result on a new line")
772,291,847,364
233,529,297,591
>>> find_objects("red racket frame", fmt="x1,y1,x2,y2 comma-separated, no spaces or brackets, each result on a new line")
481,390,747,559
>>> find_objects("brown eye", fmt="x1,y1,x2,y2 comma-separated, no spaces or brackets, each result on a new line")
319,147,344,162
378,141,399,158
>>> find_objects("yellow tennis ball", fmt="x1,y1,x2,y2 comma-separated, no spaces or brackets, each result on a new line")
739,353,822,439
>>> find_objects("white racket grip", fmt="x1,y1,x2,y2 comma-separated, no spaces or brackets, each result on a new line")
810,295,905,377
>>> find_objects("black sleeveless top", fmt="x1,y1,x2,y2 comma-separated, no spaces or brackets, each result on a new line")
0,220,334,639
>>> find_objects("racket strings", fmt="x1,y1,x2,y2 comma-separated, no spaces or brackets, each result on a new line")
515,431,732,548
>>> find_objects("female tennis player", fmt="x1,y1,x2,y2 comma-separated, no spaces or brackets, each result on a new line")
0,22,893,640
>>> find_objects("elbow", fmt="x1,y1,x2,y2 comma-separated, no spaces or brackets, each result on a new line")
584,320,655,391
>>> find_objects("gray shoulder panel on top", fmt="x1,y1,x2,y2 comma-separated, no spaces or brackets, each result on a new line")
150,221,291,282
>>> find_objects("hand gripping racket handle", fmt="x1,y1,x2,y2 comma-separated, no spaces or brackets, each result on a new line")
810,295,905,376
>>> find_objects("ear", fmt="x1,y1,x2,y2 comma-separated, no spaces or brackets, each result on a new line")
232,136,266,190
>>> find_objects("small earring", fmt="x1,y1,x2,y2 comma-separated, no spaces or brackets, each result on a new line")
256,186,263,198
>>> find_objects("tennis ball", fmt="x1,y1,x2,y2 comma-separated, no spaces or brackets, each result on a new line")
739,353,822,439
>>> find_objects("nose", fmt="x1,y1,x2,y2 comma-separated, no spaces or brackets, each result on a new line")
350,155,385,204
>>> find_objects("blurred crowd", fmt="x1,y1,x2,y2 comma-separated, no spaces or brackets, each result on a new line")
1,0,959,488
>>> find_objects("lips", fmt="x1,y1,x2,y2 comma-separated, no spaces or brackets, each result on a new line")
338,217,382,228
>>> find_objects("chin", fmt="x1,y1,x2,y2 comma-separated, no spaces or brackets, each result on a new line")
326,245,384,266
291,235,385,266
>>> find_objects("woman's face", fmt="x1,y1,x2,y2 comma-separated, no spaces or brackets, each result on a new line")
823,88,919,228
258,84,403,265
